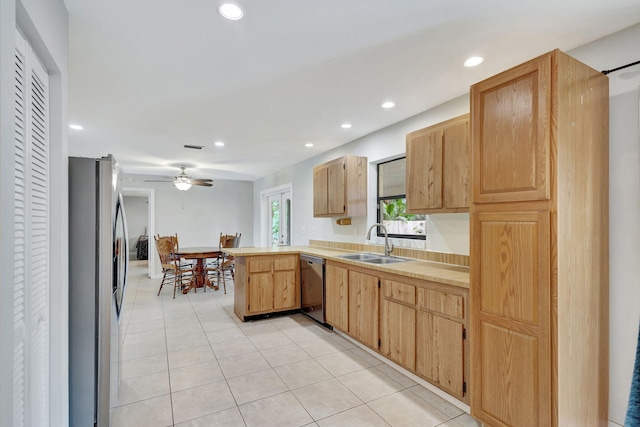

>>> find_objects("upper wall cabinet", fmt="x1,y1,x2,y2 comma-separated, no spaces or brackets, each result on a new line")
406,114,470,213
313,155,367,218
471,55,551,204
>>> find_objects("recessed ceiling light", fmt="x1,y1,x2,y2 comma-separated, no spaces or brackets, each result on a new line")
341,123,352,129
305,143,314,148
464,56,484,67
219,3,243,20
214,141,225,147
382,101,395,109
69,124,83,130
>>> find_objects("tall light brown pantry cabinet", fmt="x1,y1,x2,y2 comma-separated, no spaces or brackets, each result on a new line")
470,50,609,427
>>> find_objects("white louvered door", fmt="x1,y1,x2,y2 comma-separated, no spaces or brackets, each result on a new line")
14,29,50,427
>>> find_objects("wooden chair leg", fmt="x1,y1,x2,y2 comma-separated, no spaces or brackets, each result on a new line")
158,272,168,296
221,269,226,295
157,274,164,296
173,273,177,299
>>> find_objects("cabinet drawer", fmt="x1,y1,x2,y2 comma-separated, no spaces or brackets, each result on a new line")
249,258,273,273
383,280,415,305
418,288,463,319
274,256,297,271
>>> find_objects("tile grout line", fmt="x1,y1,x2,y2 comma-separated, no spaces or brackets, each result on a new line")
160,289,177,427
123,263,475,427
190,278,250,427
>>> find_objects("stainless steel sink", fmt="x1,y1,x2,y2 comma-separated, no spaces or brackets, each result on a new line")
360,256,407,264
337,253,381,261
337,253,408,264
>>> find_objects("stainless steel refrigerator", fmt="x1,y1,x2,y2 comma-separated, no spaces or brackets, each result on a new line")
69,155,128,426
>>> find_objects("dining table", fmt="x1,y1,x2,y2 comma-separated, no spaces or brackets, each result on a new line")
174,246,222,293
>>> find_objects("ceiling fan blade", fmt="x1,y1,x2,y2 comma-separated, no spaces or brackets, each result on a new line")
191,179,213,184
144,179,173,183
192,182,213,187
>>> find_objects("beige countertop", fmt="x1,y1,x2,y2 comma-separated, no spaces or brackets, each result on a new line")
224,246,469,289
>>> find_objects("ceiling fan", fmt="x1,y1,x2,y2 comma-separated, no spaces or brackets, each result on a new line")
144,166,213,191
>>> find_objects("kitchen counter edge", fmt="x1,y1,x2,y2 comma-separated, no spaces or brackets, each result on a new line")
223,246,469,289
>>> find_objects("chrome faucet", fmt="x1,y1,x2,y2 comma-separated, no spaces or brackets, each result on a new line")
366,223,394,257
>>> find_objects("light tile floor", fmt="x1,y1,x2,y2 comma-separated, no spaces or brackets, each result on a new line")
113,261,481,427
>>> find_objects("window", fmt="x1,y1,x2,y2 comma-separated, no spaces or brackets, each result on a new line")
377,158,426,239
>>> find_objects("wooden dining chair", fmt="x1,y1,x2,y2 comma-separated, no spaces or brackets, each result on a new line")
166,233,194,267
207,232,241,294
155,235,193,298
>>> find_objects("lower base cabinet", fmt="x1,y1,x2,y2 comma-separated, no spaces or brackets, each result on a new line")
325,263,349,332
380,280,417,371
416,287,465,399
416,311,464,399
234,254,299,320
348,270,379,349
325,260,469,403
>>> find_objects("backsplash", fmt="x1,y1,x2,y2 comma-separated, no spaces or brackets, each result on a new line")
309,239,469,267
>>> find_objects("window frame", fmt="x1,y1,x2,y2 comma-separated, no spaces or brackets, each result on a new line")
376,158,426,240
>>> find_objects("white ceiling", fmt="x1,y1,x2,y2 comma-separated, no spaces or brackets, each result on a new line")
64,0,640,181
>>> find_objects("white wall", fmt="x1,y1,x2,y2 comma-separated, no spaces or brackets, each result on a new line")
252,24,640,424
569,23,640,425
607,87,640,426
123,195,149,258
253,95,471,254
124,174,254,276
0,0,69,425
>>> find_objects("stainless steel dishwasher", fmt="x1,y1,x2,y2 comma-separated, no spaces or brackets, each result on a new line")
300,254,327,325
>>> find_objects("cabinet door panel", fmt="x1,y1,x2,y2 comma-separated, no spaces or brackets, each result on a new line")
249,258,273,273
384,280,415,304
313,166,328,216
348,270,379,349
274,256,296,271
406,129,443,211
248,273,273,313
471,209,551,426
471,54,550,203
418,288,464,319
380,299,416,370
477,322,539,427
327,160,345,214
273,271,296,310
443,120,470,209
477,211,548,325
416,311,464,398
325,264,349,331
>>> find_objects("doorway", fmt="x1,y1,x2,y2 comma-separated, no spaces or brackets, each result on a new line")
261,184,292,246
122,187,155,278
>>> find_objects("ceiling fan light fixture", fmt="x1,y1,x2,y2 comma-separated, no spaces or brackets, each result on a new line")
174,180,192,191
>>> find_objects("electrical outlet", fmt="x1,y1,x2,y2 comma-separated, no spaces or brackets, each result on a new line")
300,226,306,234
353,227,358,236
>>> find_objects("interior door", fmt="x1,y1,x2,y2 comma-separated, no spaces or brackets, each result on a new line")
266,190,291,246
